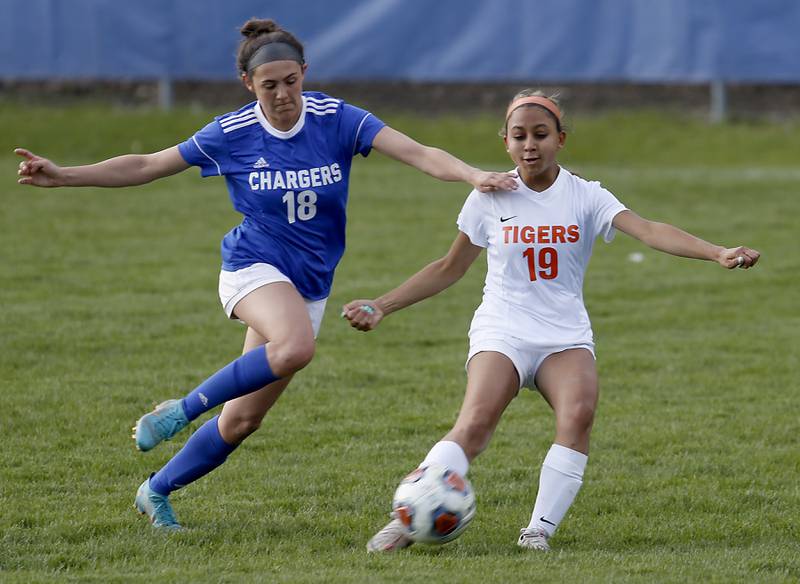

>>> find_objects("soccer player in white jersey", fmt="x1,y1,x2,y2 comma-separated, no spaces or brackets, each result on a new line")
343,89,761,552
14,18,516,530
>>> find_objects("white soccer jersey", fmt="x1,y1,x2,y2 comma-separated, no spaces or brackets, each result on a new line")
457,167,627,347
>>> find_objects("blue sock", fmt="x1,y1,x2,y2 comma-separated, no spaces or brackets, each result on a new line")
181,345,279,421
149,416,237,496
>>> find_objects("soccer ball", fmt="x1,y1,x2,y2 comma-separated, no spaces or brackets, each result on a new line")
392,464,476,544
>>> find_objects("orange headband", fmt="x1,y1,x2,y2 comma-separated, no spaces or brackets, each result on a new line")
505,96,562,123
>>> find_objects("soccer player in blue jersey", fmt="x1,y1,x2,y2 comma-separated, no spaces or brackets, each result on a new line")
15,18,516,530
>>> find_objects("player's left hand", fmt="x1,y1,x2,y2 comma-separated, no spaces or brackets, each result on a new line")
341,299,384,331
15,148,65,187
470,169,517,193
718,246,761,269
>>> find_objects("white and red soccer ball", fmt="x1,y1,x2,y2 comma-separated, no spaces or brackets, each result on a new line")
392,464,476,544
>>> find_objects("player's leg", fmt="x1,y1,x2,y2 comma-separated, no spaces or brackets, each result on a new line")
367,351,519,552
217,325,294,445
134,282,313,451
135,329,295,529
429,350,520,469
520,347,597,550
536,348,598,454
135,284,315,528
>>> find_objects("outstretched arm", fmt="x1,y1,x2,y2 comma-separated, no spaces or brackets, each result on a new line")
371,126,517,193
613,210,761,269
343,232,483,331
15,146,190,188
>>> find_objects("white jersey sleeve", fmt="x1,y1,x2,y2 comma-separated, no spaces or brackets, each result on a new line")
587,183,627,243
456,190,490,248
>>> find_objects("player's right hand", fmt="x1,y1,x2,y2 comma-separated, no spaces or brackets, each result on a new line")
717,245,761,269
15,148,64,187
341,299,384,331
470,169,517,193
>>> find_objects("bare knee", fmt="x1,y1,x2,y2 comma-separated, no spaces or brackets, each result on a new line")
219,413,264,444
448,417,496,460
267,338,315,376
557,400,596,436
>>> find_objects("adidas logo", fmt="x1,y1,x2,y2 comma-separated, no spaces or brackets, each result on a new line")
253,157,269,169
199,392,209,407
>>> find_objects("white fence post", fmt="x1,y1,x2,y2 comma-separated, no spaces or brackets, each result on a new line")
710,80,727,123
158,77,174,111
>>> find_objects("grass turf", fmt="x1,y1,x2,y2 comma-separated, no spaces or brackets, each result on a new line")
1,104,798,583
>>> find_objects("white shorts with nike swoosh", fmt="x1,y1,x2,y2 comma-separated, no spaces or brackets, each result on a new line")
467,330,594,391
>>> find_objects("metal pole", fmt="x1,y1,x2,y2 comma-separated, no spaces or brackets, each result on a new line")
158,77,174,111
710,80,727,124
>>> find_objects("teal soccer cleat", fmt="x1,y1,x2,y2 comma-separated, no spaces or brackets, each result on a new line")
134,477,182,530
133,399,189,452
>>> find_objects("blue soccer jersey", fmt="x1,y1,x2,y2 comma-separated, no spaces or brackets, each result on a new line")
178,92,386,300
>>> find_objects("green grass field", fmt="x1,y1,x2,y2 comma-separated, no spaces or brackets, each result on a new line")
1,104,798,583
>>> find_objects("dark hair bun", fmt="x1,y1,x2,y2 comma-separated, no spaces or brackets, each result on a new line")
235,18,304,74
240,18,280,38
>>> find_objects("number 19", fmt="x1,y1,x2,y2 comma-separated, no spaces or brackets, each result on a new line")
523,246,558,280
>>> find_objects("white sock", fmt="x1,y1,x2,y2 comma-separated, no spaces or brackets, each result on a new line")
421,440,469,477
527,444,588,537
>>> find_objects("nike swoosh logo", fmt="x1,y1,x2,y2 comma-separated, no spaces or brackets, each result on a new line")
539,516,556,526
500,215,517,222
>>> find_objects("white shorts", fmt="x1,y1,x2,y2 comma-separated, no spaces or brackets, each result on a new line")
467,333,595,391
218,263,327,338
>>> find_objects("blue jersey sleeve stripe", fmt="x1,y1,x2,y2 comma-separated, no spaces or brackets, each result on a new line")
220,114,256,128
192,136,222,175
353,113,373,155
220,111,256,127
222,118,260,134
306,97,341,106
306,102,339,111
307,108,338,116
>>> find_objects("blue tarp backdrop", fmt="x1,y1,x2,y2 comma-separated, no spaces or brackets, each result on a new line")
1,0,798,82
